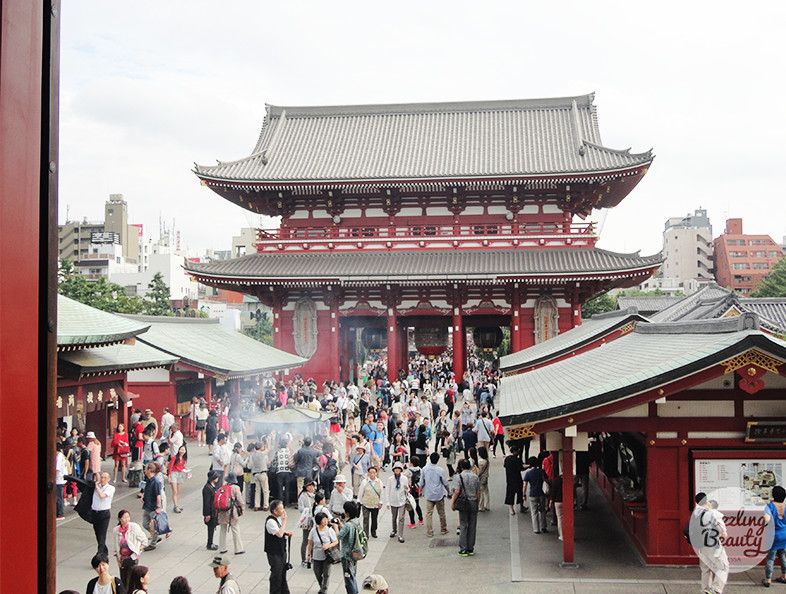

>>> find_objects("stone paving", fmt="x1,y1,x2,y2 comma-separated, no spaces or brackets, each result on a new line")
56,432,763,593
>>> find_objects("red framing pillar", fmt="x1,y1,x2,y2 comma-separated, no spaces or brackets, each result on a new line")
561,437,576,566
329,293,340,380
386,310,399,380
452,312,465,381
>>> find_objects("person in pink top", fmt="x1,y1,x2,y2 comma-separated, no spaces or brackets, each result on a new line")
86,431,102,482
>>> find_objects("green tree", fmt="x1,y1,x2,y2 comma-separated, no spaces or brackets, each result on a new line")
58,257,147,313
582,292,617,319
144,272,174,316
751,257,786,297
243,315,273,345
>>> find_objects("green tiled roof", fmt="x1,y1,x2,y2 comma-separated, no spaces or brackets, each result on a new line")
57,295,150,348
118,315,307,377
499,308,647,372
58,342,178,379
498,314,786,428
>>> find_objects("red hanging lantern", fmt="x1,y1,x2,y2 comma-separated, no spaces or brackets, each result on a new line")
414,327,449,358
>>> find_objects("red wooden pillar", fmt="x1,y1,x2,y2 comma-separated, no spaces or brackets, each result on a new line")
510,282,521,352
386,310,399,380
452,312,465,381
561,437,577,567
204,377,212,406
329,294,340,381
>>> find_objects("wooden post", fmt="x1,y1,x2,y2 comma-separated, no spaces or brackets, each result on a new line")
386,311,398,381
561,437,577,567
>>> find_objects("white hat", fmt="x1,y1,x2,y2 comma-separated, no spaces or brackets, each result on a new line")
85,431,96,439
363,574,388,590
334,475,347,483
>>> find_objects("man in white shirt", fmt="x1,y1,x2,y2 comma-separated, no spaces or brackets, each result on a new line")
91,472,116,556
212,433,231,477
55,443,67,519
160,407,175,440
474,411,495,451
168,423,184,459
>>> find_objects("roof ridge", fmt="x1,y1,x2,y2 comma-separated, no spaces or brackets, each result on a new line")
265,94,596,118
582,140,653,160
635,313,760,335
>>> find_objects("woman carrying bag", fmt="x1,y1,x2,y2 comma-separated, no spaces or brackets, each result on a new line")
306,511,340,594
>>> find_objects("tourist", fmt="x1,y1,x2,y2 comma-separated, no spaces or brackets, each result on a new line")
440,430,457,477
209,555,240,594
504,445,525,516
476,446,490,512
217,473,245,555
294,437,320,494
386,462,409,543
55,442,67,520
389,432,408,467
451,458,480,556
491,412,506,458
763,485,786,586
202,470,221,551
141,463,163,549
111,424,130,483
297,480,317,566
91,471,115,556
329,475,353,519
523,457,548,533
212,433,231,478
160,407,175,442
307,511,340,594
86,553,125,594
168,444,188,513
167,423,184,461
337,501,362,594
419,452,450,537
125,565,150,594
350,444,370,495
229,442,247,495
195,403,209,447
550,472,564,541
113,509,149,588
206,409,219,454
403,457,423,527
273,438,295,507
265,500,293,594
461,422,477,458
318,442,339,495
140,427,159,466
168,576,192,594
691,493,728,594
250,440,270,511
474,411,494,452
86,431,102,482
358,466,383,539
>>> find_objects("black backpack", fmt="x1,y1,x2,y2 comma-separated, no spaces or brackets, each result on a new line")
320,456,338,485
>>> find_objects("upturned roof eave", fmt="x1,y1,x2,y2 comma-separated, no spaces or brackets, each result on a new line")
192,159,654,187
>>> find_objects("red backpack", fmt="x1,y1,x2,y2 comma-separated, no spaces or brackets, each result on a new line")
213,484,233,511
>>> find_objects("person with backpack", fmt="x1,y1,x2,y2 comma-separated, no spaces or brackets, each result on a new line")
215,473,245,555
265,500,293,594
273,439,295,507
294,437,320,494
318,442,339,495
337,501,365,594
229,414,244,447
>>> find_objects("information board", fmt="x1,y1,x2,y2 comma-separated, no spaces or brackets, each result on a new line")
694,458,784,508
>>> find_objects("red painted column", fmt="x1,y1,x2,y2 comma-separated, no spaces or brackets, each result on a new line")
510,282,522,352
452,312,465,381
562,437,576,565
205,377,212,407
329,294,340,381
386,310,399,381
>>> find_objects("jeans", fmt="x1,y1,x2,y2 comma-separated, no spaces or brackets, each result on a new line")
765,548,786,580
312,558,331,594
458,502,478,552
92,509,111,555
56,483,65,517
341,557,358,594
425,498,447,536
267,552,290,594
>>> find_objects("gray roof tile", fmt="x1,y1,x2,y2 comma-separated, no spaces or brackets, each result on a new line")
59,342,178,378
57,295,150,348
118,315,307,377
185,248,663,284
194,94,653,184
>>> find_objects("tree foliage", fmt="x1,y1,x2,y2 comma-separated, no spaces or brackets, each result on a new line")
144,272,174,316
243,315,273,346
581,292,617,319
751,257,786,297
58,258,173,315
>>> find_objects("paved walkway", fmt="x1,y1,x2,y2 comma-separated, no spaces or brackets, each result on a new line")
56,435,763,593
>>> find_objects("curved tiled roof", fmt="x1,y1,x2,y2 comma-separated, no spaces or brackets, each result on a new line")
194,94,653,184
57,295,150,348
184,248,663,284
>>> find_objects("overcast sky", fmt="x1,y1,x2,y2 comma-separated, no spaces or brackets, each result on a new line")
59,1,786,258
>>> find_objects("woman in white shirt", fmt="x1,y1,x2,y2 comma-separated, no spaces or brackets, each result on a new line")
386,462,410,542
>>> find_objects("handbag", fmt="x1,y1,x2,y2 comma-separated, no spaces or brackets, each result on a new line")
454,474,469,511
405,492,416,512
318,528,341,564
296,507,313,530
541,469,551,496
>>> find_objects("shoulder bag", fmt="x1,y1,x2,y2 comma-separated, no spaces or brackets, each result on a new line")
318,528,341,564
454,474,469,511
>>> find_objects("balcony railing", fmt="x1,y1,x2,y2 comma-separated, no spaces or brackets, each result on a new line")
256,222,597,252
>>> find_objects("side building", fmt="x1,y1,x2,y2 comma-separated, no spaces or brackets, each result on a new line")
713,218,784,294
